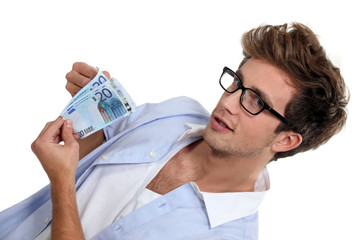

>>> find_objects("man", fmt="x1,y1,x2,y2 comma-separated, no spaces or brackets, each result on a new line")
0,23,348,239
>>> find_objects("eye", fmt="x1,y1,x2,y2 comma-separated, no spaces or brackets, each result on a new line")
234,78,241,88
255,97,263,108
246,90,264,112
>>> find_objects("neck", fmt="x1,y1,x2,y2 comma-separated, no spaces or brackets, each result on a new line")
189,140,269,193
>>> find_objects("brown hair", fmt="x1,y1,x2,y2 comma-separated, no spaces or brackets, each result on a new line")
239,23,349,162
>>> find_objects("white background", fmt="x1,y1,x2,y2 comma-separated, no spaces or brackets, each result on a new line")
0,0,359,239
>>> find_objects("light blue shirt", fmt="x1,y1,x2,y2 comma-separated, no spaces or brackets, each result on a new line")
0,97,260,240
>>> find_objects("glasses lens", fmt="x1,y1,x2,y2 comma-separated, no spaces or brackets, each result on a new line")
242,89,264,114
220,71,240,93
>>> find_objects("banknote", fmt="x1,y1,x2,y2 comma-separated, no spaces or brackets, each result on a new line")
61,70,109,117
61,74,136,139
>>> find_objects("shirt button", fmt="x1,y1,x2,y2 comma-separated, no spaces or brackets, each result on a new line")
149,152,156,158
101,155,108,160
44,217,50,224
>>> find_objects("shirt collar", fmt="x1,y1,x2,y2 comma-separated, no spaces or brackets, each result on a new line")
177,123,207,142
178,123,270,228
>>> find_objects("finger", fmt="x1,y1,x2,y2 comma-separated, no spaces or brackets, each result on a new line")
72,129,80,139
103,71,111,79
73,133,80,139
66,71,92,88
65,81,83,97
41,117,65,140
54,134,61,144
32,117,64,153
61,119,78,146
72,62,98,79
60,132,79,143
39,121,53,136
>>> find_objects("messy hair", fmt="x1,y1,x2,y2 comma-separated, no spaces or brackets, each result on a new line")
239,23,349,162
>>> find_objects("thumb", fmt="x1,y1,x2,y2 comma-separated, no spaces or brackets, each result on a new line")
103,71,111,79
62,120,77,145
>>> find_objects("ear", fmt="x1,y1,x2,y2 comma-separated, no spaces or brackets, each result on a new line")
272,131,302,153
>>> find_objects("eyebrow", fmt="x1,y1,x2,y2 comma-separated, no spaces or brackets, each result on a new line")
236,69,274,107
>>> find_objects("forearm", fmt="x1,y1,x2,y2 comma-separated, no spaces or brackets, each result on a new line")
77,129,105,159
51,181,84,240
32,118,85,239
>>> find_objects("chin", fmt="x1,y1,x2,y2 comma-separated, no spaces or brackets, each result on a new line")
203,129,232,158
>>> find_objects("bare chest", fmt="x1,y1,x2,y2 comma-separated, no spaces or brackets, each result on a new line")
146,153,198,195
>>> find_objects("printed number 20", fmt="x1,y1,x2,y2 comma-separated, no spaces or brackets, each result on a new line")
95,88,113,102
92,76,107,88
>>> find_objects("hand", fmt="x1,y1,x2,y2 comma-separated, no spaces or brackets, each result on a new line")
31,117,80,184
65,62,111,97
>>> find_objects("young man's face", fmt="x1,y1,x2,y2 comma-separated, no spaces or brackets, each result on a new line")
203,58,296,159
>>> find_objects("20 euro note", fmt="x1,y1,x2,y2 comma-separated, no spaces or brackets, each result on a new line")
62,76,135,120
61,78,136,139
61,70,110,117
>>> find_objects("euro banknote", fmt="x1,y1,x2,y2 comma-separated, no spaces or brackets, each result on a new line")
61,72,136,139
61,70,109,117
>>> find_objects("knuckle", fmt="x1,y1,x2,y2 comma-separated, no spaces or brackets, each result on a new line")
65,82,72,92
65,71,72,80
44,121,53,128
73,62,87,73
30,142,36,153
31,139,43,152
70,141,79,149
80,78,89,87
72,62,83,70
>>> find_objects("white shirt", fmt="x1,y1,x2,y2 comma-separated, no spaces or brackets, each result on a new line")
36,123,269,239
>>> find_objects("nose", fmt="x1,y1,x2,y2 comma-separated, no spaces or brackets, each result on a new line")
221,89,243,115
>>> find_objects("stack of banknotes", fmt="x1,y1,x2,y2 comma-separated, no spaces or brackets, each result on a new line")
61,70,136,139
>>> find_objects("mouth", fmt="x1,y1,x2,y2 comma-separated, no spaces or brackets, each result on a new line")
212,116,234,132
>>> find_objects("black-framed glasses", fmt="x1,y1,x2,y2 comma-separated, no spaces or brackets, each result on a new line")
219,66,288,124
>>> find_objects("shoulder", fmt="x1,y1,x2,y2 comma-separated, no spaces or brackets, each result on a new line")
104,96,210,140
139,96,210,118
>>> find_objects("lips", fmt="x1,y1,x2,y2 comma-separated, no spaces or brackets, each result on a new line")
217,118,229,128
211,115,234,132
